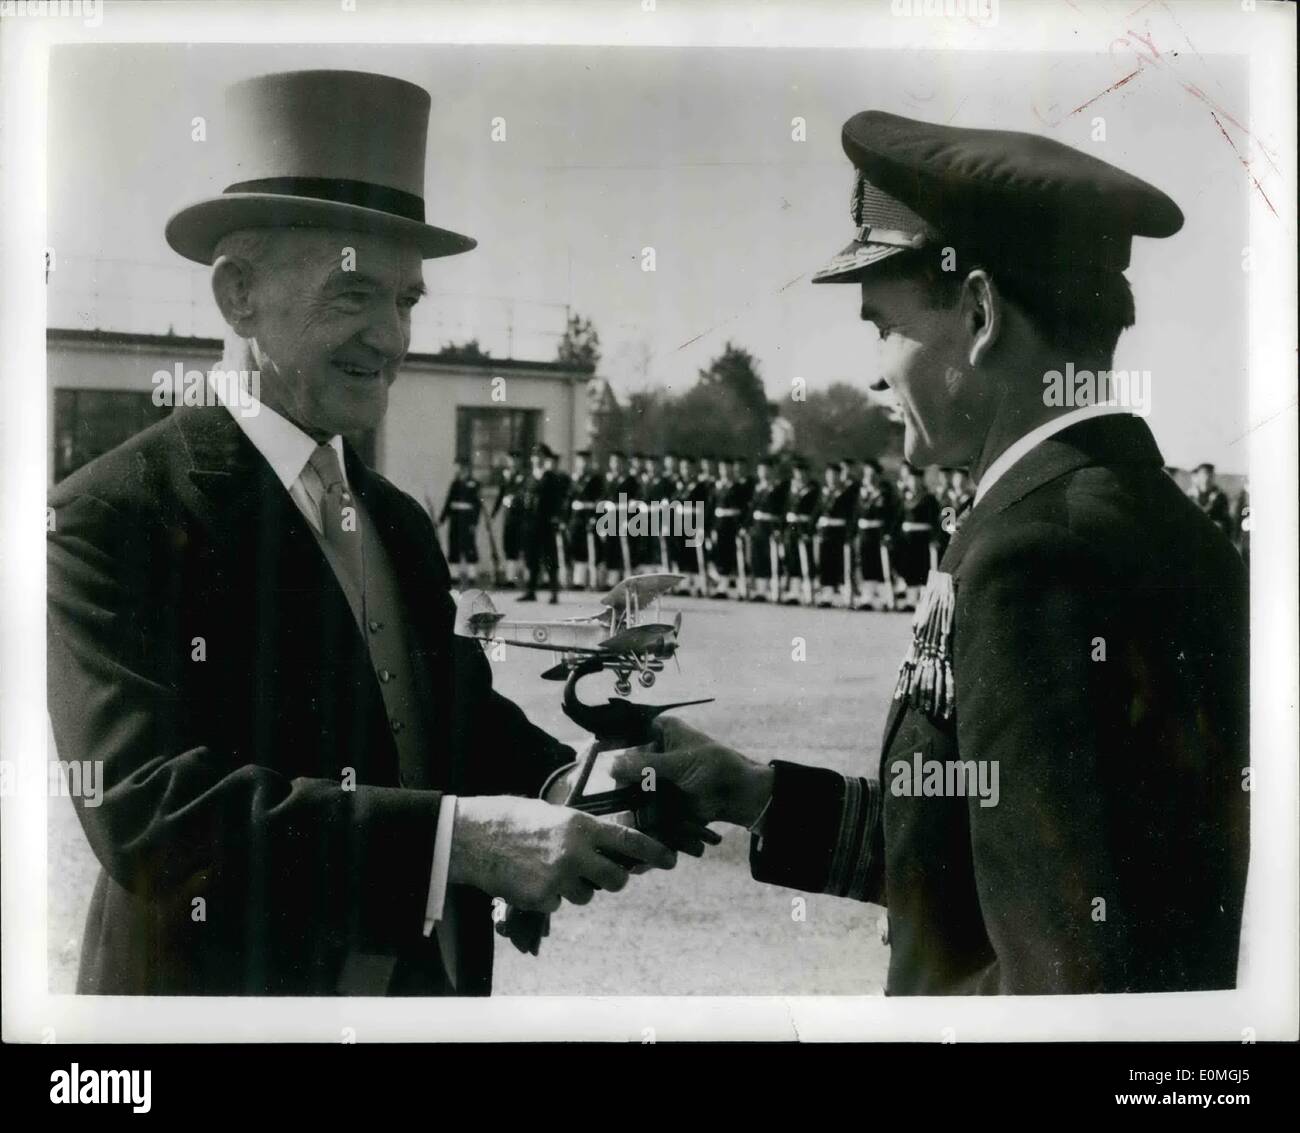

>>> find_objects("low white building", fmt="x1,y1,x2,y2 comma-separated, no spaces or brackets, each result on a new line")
47,327,592,560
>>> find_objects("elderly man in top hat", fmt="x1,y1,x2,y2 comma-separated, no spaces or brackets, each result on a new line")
46,70,676,997
612,111,1249,994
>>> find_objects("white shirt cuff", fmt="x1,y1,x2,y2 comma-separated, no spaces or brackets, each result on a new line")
423,795,457,937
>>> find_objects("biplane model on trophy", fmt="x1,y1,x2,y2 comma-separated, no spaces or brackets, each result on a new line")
453,571,687,696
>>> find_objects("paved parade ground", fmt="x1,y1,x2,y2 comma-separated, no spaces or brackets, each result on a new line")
48,592,912,995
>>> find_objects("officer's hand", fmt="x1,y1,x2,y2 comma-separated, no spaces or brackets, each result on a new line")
450,796,677,913
608,717,774,829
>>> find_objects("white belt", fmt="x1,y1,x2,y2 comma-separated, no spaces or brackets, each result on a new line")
901,522,933,533
857,519,885,530
714,508,742,517
817,517,847,528
752,510,779,522
450,502,474,511
571,501,595,511
786,513,811,523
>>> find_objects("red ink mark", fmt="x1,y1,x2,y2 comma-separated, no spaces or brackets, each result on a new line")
1209,112,1277,219
1126,29,1161,61
1069,69,1142,117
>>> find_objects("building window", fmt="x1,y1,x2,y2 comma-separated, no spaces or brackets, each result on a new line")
53,389,171,482
455,407,541,485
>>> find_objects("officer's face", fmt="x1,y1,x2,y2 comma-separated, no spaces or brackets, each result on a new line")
222,228,424,439
859,274,982,467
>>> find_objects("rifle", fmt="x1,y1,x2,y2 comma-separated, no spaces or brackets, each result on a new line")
481,506,502,586
880,541,897,611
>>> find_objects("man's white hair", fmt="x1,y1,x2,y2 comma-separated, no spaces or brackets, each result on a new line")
211,228,295,279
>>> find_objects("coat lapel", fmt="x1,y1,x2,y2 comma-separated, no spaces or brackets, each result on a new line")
174,403,326,571
171,404,401,772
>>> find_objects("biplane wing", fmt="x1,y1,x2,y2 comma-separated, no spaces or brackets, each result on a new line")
599,622,677,654
599,572,684,610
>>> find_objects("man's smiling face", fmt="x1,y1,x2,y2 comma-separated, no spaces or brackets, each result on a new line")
859,271,981,468
239,228,425,438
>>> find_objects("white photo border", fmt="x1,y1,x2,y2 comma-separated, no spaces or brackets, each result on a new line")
2,0,1295,1043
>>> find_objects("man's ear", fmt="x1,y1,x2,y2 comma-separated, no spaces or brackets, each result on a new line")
210,255,257,336
960,269,1000,368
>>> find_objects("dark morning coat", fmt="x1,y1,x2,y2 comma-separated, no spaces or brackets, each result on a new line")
47,403,573,996
751,415,1249,994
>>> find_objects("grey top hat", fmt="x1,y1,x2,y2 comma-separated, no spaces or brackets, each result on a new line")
165,70,477,265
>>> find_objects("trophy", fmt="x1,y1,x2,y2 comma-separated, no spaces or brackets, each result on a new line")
453,573,713,953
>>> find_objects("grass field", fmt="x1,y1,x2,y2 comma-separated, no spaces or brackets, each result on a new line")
47,591,913,995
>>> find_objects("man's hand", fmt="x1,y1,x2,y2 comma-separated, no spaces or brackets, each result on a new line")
608,717,774,829
449,796,677,913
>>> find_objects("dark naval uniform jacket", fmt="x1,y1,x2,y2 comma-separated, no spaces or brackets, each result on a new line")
47,404,574,995
749,415,1249,994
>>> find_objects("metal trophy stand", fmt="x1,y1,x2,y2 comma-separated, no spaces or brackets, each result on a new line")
496,656,712,954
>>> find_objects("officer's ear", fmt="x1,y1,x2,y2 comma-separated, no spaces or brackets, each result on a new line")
959,269,1000,368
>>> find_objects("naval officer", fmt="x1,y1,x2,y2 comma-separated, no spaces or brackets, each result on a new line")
613,110,1249,994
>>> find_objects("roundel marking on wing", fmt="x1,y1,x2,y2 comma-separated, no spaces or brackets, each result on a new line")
533,626,549,643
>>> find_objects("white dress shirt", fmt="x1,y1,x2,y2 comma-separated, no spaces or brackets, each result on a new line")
974,405,1134,507
207,375,454,936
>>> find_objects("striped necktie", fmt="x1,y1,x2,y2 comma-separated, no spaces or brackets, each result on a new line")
306,443,365,596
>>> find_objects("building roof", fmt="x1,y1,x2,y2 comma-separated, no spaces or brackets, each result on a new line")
48,327,224,352
47,327,591,379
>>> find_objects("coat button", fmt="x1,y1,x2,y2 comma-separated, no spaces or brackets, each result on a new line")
378,668,394,683
368,619,383,633
390,719,404,734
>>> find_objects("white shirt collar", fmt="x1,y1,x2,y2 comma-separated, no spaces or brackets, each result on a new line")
206,370,347,491
974,405,1133,506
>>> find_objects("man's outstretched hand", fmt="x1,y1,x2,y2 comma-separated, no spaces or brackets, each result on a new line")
450,796,677,914
608,717,775,830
